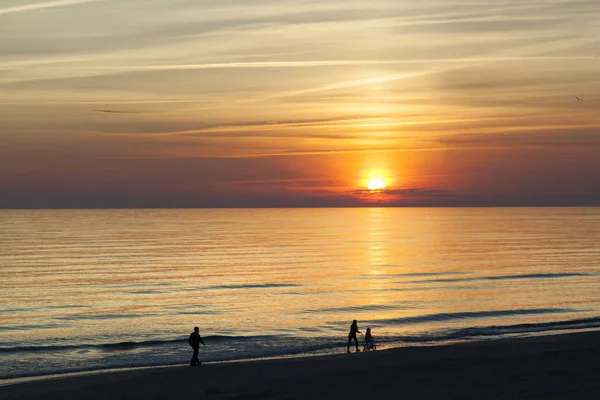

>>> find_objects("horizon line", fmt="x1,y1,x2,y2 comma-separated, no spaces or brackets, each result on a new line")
2,205,599,211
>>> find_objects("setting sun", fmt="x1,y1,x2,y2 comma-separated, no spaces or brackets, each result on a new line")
367,177,386,191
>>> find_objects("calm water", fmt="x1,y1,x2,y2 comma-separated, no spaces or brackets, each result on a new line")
1,208,600,379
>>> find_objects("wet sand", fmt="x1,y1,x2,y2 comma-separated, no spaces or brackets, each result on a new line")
2,331,600,399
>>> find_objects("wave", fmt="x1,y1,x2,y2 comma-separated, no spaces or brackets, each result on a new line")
360,271,469,279
56,313,158,321
2,317,600,356
0,323,68,332
302,304,397,314
415,272,596,284
0,335,244,354
400,316,600,343
209,283,301,290
363,308,576,326
0,305,88,314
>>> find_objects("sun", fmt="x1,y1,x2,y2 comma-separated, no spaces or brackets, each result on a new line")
361,169,392,193
367,177,386,191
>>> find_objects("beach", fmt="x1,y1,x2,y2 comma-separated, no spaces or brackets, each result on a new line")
2,209,600,390
3,330,599,399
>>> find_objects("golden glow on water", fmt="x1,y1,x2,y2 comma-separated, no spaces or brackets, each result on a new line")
1,208,600,347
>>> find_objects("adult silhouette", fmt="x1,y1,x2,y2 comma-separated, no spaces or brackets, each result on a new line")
188,326,206,366
347,320,361,353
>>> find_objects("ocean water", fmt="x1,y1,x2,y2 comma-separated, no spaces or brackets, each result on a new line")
1,208,599,380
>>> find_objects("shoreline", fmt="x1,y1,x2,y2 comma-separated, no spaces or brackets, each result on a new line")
2,327,597,385
2,330,600,399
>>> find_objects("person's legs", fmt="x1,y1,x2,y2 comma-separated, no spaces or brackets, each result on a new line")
347,335,352,353
190,347,199,366
352,336,359,351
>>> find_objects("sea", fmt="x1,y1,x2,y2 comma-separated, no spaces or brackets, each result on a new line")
1,208,599,380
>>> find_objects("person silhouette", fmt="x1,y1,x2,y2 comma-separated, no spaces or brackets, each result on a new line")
188,326,205,367
364,327,376,351
347,320,361,353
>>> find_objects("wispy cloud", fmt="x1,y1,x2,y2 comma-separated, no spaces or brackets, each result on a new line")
91,109,141,114
0,0,102,16
436,129,600,149
130,56,599,72
354,187,449,197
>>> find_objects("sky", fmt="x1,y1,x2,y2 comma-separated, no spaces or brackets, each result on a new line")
1,0,599,208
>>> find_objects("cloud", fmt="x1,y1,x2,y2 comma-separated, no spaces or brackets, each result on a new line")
436,129,600,149
354,187,449,198
0,0,102,16
123,56,599,73
91,109,141,114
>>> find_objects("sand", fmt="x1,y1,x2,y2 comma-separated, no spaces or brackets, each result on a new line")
2,331,600,399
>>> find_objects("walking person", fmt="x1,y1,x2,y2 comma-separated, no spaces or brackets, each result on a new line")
347,319,361,353
189,326,205,367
